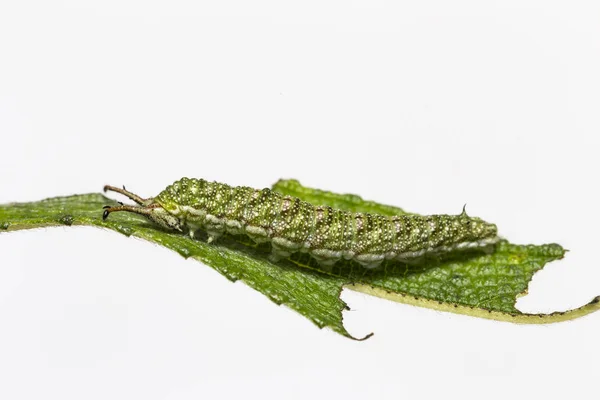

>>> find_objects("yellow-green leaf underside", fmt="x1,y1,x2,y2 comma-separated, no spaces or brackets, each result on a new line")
0,179,598,339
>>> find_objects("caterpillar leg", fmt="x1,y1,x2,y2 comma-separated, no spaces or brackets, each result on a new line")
268,251,284,263
206,231,223,244
187,227,223,243
310,249,342,266
354,253,385,269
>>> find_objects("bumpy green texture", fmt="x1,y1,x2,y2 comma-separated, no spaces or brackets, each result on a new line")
1,179,599,339
155,178,498,267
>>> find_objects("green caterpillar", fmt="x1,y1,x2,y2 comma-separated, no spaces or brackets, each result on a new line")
102,178,500,269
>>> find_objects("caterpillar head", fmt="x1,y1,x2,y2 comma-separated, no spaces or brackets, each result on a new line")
102,203,184,232
102,185,184,232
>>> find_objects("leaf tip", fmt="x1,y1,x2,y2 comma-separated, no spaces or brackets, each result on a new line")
354,332,374,341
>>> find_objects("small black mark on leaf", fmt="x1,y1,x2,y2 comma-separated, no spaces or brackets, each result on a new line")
59,215,74,226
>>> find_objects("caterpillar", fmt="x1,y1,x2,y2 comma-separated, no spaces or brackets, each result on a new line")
102,178,500,269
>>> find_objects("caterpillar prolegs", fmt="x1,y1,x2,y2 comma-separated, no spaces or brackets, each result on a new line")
102,178,500,269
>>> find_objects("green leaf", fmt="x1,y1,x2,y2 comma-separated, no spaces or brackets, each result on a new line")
1,180,598,339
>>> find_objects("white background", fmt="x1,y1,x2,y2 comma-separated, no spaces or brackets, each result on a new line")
1,1,599,399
